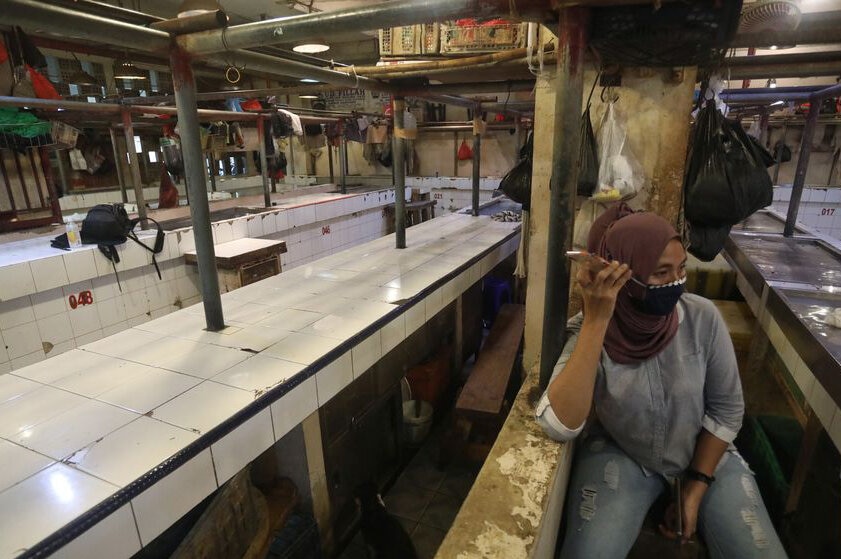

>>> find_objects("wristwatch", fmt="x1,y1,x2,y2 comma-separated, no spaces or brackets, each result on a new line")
684,468,715,485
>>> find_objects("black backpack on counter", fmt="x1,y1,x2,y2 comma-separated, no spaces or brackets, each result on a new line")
81,204,165,291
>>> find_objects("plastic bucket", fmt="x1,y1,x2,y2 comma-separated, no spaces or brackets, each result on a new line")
402,400,433,444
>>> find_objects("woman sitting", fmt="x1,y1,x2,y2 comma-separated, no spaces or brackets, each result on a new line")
536,204,787,558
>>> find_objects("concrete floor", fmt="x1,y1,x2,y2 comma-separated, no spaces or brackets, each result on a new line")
336,422,478,559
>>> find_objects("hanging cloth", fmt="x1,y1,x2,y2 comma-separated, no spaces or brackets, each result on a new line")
277,109,303,136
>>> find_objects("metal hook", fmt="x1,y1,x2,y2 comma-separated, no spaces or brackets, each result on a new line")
600,86,619,104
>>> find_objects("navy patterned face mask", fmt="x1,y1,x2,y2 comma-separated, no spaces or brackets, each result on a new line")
630,276,687,316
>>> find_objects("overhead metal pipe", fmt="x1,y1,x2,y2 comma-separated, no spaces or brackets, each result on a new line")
5,0,171,53
727,51,841,68
170,46,225,331
177,0,552,56
3,0,393,94
405,80,537,96
731,27,841,49
722,86,825,96
45,0,164,24
150,10,229,34
5,1,488,110
784,82,841,237
721,93,814,104
539,7,587,391
725,61,841,80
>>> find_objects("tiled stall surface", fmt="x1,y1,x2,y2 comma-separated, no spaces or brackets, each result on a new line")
727,215,841,453
0,188,403,373
0,212,520,559
771,186,841,239
406,177,501,218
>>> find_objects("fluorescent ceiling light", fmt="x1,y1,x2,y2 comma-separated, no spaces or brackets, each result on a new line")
300,94,319,99
299,78,320,83
293,43,330,54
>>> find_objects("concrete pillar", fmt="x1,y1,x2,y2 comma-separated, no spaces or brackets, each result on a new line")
523,61,697,375
522,37,560,376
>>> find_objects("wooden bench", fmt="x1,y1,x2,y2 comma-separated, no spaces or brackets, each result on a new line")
443,303,525,464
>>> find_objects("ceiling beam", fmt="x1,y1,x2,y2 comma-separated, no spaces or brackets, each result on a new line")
176,0,554,56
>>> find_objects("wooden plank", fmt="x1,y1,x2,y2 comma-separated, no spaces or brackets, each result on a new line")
27,148,47,209
455,303,525,418
0,150,15,212
11,150,34,210
3,150,27,211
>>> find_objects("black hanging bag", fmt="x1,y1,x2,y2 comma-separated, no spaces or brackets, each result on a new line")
683,102,773,261
577,74,600,196
578,105,599,196
499,131,533,209
81,204,165,291
684,103,773,227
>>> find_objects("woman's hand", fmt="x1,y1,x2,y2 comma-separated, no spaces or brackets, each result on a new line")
577,260,632,324
659,480,708,544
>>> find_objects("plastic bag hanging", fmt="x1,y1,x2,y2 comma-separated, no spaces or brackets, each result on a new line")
593,101,645,202
683,102,773,261
683,103,773,227
499,132,533,209
577,105,599,196
457,139,473,161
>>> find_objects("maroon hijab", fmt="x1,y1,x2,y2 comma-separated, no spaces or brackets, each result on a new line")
587,204,681,364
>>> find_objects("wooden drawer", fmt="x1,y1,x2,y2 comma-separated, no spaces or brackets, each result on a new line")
239,256,279,287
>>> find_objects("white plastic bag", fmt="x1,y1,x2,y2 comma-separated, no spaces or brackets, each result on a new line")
592,103,645,202
573,199,607,249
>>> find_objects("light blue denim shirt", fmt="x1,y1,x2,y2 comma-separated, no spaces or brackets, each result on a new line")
536,293,744,477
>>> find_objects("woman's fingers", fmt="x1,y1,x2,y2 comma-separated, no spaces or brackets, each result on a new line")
591,262,632,289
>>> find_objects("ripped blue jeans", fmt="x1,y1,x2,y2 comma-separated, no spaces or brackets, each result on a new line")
560,435,788,559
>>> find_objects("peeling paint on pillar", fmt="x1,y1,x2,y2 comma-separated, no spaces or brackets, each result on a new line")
436,373,572,559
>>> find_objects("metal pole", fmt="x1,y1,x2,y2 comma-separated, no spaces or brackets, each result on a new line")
120,107,148,225
784,103,820,237
108,127,128,203
343,137,350,175
207,153,217,192
288,136,296,184
393,97,407,249
339,135,348,194
257,116,271,208
782,82,841,236
472,130,481,216
170,46,224,331
539,7,587,391
773,124,787,185
327,140,335,184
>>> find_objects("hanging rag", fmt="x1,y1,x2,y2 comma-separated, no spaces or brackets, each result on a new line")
514,210,529,278
158,168,179,209
277,109,303,136
367,123,388,144
357,116,370,133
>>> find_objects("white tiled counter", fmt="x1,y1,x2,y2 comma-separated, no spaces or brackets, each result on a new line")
0,188,403,373
0,211,520,558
